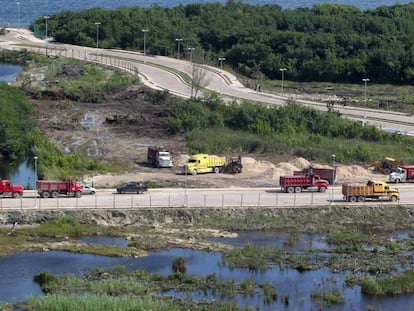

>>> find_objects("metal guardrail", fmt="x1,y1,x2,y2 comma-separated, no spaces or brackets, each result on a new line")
0,189,401,210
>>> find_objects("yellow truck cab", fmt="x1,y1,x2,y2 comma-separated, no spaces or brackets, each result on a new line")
183,154,226,175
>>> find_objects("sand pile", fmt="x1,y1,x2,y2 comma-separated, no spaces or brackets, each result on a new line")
173,154,190,167
289,157,311,169
335,164,386,184
87,155,386,188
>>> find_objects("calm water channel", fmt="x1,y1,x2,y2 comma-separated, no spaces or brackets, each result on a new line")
1,231,414,310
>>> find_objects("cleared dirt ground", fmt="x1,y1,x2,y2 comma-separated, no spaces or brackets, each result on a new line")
31,81,387,189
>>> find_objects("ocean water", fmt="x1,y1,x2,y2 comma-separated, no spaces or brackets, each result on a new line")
1,0,412,28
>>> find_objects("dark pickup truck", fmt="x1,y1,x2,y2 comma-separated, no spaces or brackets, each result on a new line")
116,182,147,194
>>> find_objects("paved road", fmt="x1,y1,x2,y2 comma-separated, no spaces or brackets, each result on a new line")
0,184,411,210
2,28,414,135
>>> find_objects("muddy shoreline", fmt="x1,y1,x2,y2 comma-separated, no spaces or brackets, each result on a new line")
1,204,413,230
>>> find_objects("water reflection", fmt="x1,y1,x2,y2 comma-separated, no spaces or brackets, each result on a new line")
0,63,22,83
209,230,328,251
0,158,36,190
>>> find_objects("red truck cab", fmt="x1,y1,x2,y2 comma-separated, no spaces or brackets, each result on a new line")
0,180,24,198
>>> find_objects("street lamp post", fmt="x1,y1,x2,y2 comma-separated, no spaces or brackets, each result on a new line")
218,57,226,94
218,57,226,70
280,68,287,94
187,47,195,62
17,2,20,28
362,78,370,106
44,16,50,40
188,47,195,97
33,156,38,207
331,154,336,204
142,29,149,63
175,38,183,59
95,22,101,49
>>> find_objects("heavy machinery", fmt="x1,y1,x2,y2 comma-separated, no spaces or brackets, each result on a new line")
369,157,405,174
279,174,329,193
226,155,243,174
342,180,399,202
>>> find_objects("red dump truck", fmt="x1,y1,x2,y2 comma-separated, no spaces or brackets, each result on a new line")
294,165,336,184
279,175,330,193
0,179,24,198
37,180,83,198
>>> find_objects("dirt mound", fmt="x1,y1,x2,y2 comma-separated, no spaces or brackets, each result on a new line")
288,157,311,169
336,165,386,184
86,155,386,189
173,154,190,167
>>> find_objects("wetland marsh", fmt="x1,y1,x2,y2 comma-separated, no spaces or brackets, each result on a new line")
2,206,414,310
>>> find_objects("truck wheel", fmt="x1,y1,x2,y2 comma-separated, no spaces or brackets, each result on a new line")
294,186,302,193
349,196,357,202
358,196,365,202
394,179,400,184
42,191,50,199
13,192,21,199
390,196,398,202
319,186,327,193
192,170,198,176
214,167,220,174
52,191,59,198
75,191,82,198
287,186,295,193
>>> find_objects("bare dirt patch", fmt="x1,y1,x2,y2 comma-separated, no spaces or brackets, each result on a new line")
32,83,386,189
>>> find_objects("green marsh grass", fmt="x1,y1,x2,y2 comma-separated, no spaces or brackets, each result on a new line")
221,243,282,270
28,268,275,311
310,288,345,306
361,270,414,295
24,293,179,311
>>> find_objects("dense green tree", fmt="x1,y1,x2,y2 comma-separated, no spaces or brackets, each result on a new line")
34,1,414,84
0,84,35,160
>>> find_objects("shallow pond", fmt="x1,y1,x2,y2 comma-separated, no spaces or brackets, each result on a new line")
1,232,414,310
0,63,22,83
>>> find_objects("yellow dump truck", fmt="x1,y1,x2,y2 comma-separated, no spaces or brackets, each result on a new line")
182,154,227,175
342,180,399,202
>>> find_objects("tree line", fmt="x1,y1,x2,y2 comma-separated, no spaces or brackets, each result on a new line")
33,1,414,84
167,95,414,163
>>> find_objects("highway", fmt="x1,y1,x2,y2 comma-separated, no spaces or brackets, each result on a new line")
2,28,414,135
0,29,414,210
0,184,412,210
